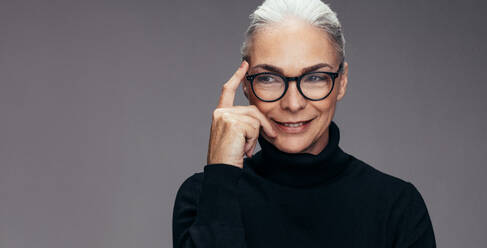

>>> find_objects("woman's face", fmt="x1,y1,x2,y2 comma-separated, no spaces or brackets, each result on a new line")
243,18,349,154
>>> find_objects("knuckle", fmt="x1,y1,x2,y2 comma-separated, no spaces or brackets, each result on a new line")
249,118,260,129
226,119,241,131
221,112,234,122
212,108,223,119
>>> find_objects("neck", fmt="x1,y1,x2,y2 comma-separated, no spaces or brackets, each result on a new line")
245,121,351,188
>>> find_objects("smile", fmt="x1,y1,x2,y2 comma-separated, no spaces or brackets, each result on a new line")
272,118,314,133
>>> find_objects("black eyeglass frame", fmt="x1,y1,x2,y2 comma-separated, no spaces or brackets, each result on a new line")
245,62,343,102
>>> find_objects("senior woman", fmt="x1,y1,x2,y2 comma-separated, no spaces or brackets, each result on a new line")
172,0,436,247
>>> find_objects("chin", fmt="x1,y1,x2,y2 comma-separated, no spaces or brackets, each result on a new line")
273,136,312,154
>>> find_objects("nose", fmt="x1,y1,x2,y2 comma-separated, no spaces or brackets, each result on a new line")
280,81,307,112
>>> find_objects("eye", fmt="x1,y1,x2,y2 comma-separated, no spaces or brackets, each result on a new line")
256,74,278,83
307,75,326,81
303,73,331,83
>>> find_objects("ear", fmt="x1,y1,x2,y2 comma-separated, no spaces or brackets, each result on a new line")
242,81,249,99
336,61,349,101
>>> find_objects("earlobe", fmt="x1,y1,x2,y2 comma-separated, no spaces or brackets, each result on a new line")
242,82,249,99
336,62,349,101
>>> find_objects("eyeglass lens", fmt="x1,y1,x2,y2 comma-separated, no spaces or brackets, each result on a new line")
252,72,333,101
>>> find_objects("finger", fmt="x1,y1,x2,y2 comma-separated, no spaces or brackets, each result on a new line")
235,115,260,153
245,141,258,158
246,107,277,138
217,60,249,108
244,133,257,155
249,142,257,157
227,106,277,138
237,114,261,138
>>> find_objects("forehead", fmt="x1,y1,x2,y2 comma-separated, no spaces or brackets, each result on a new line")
249,18,339,72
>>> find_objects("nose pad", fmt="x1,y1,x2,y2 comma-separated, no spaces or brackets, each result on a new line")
280,81,307,112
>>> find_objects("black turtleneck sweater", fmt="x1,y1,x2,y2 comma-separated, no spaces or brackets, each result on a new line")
172,121,436,247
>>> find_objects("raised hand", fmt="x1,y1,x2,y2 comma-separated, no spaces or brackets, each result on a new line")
207,60,277,168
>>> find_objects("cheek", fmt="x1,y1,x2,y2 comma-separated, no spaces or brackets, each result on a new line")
313,96,336,114
310,100,337,127
247,92,274,114
316,89,339,113
253,101,276,116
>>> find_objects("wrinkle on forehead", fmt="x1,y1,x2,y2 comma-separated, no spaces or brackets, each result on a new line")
248,17,340,75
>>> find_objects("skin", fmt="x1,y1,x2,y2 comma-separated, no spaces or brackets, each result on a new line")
207,17,348,168
243,17,349,154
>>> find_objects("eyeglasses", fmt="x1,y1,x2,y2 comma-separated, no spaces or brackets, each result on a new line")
245,63,343,102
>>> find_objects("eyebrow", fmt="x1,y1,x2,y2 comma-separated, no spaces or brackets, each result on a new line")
251,63,334,75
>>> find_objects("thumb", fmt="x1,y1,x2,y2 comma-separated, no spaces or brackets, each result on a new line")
244,136,258,158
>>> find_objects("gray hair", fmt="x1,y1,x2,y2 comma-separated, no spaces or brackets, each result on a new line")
240,0,345,65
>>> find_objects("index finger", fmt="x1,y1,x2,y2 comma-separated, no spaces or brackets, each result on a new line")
217,60,249,108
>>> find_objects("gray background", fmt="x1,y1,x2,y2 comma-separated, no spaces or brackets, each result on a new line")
1,0,486,247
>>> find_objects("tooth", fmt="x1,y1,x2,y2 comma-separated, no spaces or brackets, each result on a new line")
283,122,304,127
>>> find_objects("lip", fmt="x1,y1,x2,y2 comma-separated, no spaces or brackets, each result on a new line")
272,118,314,134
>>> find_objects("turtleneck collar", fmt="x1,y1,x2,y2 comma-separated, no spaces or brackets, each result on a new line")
245,121,351,188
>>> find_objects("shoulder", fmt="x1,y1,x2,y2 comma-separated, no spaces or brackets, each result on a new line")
344,155,432,231
177,171,204,192
179,172,204,188
344,154,425,204
347,154,409,187
175,164,244,201
174,172,205,204
344,156,435,245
